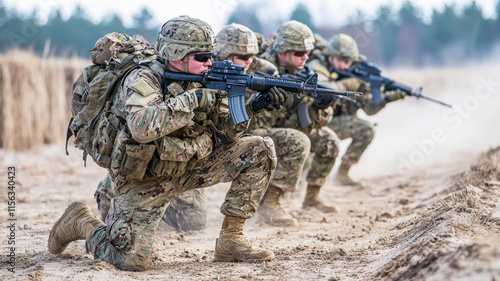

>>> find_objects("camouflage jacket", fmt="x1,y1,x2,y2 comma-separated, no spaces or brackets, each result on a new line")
110,63,249,179
308,56,391,116
256,51,333,134
245,57,287,130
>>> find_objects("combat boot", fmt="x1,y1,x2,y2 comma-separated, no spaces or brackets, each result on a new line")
214,216,275,262
48,201,105,254
335,163,361,186
302,184,340,213
258,185,298,227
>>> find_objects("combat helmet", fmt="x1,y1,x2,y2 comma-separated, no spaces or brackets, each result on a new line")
324,33,359,62
213,23,259,59
271,20,315,53
156,15,218,61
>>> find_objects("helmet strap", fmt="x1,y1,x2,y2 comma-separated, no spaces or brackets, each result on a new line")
183,56,190,73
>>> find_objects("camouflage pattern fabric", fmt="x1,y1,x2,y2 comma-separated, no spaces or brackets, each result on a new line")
304,127,340,186
327,115,374,166
308,55,392,116
211,39,310,194
323,33,360,62
256,51,339,187
247,57,278,76
161,188,207,232
95,173,207,232
250,127,310,193
271,20,315,54
307,55,399,166
85,57,275,270
87,135,275,271
156,16,217,61
213,23,259,59
95,173,113,221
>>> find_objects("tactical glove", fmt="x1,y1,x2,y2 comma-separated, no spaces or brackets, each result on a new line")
250,86,288,113
384,89,406,102
194,88,224,112
311,92,339,109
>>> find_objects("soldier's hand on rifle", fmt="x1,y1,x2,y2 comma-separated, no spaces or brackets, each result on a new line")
384,88,406,102
194,89,225,112
311,92,339,109
250,86,288,113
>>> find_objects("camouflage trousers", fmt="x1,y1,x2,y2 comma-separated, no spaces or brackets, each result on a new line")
87,135,276,271
249,127,310,193
306,127,340,186
327,115,375,166
95,175,207,232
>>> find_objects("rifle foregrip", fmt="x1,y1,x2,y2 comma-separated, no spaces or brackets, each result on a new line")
250,76,304,93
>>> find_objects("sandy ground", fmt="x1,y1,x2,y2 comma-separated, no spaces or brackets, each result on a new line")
1,64,500,280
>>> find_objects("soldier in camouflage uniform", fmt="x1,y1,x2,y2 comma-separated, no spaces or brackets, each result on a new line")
214,23,311,226
307,33,406,186
260,21,342,213
48,16,288,271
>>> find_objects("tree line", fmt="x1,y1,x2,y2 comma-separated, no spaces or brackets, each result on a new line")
1,1,499,66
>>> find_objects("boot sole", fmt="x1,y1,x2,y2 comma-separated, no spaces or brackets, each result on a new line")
48,201,88,254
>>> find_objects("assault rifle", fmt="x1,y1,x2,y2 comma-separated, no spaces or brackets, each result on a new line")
164,60,362,125
332,61,452,108
255,68,359,128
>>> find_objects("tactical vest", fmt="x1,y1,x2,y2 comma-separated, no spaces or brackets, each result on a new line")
108,76,216,182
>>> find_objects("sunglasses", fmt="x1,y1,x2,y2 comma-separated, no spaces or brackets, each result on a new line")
292,51,308,57
235,54,253,61
192,52,212,63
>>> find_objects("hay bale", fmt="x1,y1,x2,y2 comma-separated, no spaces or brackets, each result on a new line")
0,50,88,150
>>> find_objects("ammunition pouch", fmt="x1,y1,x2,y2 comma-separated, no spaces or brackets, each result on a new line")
109,126,155,181
149,131,213,178
91,106,123,168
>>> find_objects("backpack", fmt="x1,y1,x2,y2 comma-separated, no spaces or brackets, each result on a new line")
65,32,157,167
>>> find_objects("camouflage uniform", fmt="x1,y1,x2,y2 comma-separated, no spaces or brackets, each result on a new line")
260,21,340,188
308,33,405,176
95,172,206,232
214,23,310,226
50,16,277,271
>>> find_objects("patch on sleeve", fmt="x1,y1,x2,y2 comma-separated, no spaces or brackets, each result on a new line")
125,92,158,113
167,83,185,97
130,79,156,97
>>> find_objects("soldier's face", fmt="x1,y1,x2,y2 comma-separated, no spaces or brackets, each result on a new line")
330,55,352,71
187,53,213,75
231,54,254,72
281,51,309,69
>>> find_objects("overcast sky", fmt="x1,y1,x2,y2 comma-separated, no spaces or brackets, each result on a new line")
4,0,499,32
